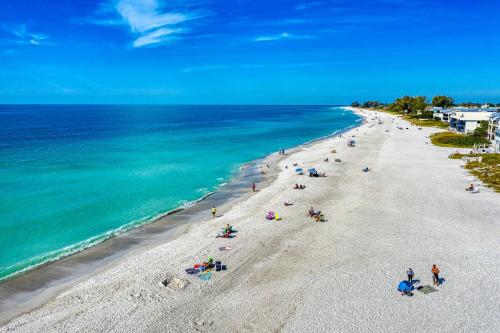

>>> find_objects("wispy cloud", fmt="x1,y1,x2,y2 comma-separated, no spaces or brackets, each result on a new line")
84,0,206,48
295,1,325,11
1,24,50,46
254,32,313,42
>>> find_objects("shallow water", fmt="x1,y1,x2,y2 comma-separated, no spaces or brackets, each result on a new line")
0,105,360,280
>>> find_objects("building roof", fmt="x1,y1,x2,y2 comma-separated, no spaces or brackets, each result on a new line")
450,111,494,121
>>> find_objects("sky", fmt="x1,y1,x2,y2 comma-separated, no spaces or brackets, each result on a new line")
0,0,499,104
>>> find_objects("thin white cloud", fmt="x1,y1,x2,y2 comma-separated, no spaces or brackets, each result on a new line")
295,1,325,10
133,27,181,47
254,32,313,42
87,0,205,48
1,24,50,46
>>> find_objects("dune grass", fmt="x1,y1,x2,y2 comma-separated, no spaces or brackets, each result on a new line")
403,116,450,129
430,132,490,148
449,153,500,192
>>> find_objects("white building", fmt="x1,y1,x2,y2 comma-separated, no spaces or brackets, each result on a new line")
488,113,500,141
495,127,500,152
449,111,492,134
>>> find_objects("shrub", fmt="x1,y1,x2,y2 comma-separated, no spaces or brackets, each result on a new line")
431,132,490,148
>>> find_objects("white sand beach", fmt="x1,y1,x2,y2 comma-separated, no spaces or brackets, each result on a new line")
1,109,499,332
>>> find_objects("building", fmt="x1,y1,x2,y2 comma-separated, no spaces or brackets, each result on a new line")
433,109,453,122
495,127,500,152
449,111,493,133
487,112,500,141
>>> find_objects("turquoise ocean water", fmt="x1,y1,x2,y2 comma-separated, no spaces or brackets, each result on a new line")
0,105,360,280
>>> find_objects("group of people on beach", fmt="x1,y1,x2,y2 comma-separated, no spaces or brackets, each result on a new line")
406,265,442,285
278,149,286,155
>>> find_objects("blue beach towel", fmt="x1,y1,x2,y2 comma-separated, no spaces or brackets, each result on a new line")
199,272,212,281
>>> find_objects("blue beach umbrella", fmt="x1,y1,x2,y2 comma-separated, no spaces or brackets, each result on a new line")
295,168,303,172
308,168,317,174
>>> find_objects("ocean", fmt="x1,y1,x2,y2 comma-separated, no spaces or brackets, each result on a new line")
0,105,360,281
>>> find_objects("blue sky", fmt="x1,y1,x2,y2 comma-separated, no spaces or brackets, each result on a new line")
0,0,499,104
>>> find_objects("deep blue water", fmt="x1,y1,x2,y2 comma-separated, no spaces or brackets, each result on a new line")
0,105,360,280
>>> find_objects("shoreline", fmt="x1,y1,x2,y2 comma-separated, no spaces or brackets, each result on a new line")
1,107,499,332
0,107,363,324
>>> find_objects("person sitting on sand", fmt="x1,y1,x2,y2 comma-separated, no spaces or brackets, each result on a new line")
308,207,315,217
324,158,329,162
299,185,305,189
294,184,299,189
466,183,474,191
223,224,233,234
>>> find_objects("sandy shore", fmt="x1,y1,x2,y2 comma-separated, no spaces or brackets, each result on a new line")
1,109,499,332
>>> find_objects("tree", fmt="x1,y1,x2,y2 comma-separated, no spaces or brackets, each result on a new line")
413,96,428,112
361,101,381,108
459,102,481,108
473,121,488,138
432,95,455,108
389,96,428,113
351,101,360,107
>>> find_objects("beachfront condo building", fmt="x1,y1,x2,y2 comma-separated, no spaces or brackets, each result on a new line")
495,127,500,152
448,111,494,134
487,113,500,141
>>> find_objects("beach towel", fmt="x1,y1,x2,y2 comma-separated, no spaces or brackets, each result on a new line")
417,285,438,295
185,268,199,275
219,246,232,251
199,272,212,281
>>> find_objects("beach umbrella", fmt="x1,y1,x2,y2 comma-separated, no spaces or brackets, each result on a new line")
295,168,303,172
308,168,317,174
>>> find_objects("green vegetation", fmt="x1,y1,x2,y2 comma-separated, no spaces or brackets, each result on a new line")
459,102,481,107
430,132,490,148
432,95,454,108
473,121,488,137
449,153,500,192
388,96,428,113
361,101,383,108
404,116,449,128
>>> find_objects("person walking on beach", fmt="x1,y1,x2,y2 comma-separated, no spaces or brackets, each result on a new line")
432,264,440,285
252,182,256,192
407,268,414,283
211,206,216,219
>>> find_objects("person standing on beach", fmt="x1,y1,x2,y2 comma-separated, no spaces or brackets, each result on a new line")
212,206,216,219
432,264,440,285
407,268,414,283
252,182,256,192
